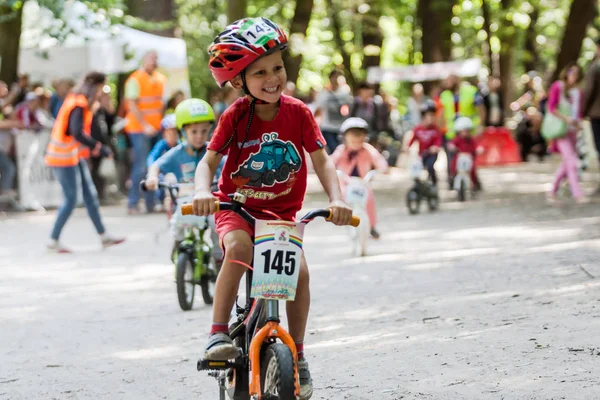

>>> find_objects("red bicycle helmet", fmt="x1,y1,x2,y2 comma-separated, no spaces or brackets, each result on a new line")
208,17,288,88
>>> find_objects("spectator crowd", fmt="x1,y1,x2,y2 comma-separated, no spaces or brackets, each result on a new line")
3,40,600,209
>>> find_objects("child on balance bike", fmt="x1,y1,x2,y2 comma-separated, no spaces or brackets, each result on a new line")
191,17,353,400
144,98,224,261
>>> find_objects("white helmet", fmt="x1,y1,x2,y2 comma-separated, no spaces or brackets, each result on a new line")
339,117,369,134
454,116,474,132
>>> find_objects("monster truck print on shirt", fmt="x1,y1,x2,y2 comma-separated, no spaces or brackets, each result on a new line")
233,132,302,187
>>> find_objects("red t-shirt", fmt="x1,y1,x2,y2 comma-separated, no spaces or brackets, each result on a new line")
451,135,478,154
409,124,442,156
208,95,326,220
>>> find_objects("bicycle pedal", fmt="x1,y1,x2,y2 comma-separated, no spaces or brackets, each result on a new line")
197,359,241,371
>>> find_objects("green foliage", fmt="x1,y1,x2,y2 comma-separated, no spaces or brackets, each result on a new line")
8,0,600,103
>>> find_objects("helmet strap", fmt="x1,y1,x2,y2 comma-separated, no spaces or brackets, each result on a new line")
235,97,257,164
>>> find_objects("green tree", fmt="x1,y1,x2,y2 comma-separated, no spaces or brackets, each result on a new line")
126,0,176,37
0,1,23,84
552,0,597,81
227,0,247,23
282,0,315,85
417,0,454,64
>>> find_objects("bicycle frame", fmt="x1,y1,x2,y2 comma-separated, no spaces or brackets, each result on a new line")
152,181,213,282
190,193,355,399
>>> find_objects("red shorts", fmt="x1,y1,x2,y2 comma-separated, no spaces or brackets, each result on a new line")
214,210,254,249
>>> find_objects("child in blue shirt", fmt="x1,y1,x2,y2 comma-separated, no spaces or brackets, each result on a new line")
147,114,180,168
145,99,224,257
147,114,180,210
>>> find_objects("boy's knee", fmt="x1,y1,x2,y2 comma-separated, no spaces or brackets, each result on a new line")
298,259,310,286
223,231,253,263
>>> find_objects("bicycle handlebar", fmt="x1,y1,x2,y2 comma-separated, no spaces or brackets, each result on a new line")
180,203,360,227
142,180,360,227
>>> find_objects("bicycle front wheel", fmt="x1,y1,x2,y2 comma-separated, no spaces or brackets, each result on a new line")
260,343,296,400
176,253,195,311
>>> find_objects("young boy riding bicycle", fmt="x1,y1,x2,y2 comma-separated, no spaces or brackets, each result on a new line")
144,99,224,258
191,17,353,400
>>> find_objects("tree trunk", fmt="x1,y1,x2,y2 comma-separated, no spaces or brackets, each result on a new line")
0,4,23,85
227,0,247,24
361,0,383,73
282,0,315,85
552,0,597,81
418,0,453,64
498,0,516,112
523,7,538,73
326,0,357,89
126,0,176,37
481,0,495,75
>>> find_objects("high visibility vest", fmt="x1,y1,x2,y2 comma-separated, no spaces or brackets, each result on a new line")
440,84,480,139
124,69,165,133
45,94,93,167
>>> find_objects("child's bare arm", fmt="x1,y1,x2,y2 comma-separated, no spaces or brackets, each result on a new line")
193,150,223,216
144,164,161,190
310,149,352,226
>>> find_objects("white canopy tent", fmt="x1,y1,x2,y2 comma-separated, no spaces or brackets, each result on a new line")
19,24,191,97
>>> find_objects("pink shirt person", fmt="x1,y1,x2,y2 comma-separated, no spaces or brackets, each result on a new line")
330,130,388,232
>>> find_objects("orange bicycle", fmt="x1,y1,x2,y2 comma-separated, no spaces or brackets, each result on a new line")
181,192,359,400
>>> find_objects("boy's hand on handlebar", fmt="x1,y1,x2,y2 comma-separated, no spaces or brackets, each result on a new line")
144,176,159,191
328,200,353,226
193,191,218,216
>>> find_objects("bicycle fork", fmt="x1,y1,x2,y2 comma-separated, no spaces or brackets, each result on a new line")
249,300,300,399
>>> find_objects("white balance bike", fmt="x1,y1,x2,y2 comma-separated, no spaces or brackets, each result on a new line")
339,170,376,257
453,152,473,202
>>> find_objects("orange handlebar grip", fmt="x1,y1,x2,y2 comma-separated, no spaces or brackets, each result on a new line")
181,202,220,216
326,209,360,227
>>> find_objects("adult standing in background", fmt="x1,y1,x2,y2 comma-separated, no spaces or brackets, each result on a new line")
45,71,124,253
123,50,166,214
50,79,75,119
314,70,352,153
406,83,428,130
483,77,505,127
0,81,24,196
90,87,117,202
2,74,30,113
582,38,600,195
546,63,585,203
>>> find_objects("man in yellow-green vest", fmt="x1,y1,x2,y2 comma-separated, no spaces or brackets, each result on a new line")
439,75,486,185
440,75,485,139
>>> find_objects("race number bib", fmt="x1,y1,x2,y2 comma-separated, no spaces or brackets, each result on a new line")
239,20,277,47
410,159,424,178
345,181,368,206
189,102,209,117
456,154,473,172
251,220,305,301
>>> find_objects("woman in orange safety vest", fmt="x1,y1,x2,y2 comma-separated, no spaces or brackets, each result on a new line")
45,71,125,253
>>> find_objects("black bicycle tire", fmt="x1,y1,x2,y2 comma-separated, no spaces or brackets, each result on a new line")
201,255,219,305
406,188,421,215
260,343,296,400
176,253,194,311
458,180,466,202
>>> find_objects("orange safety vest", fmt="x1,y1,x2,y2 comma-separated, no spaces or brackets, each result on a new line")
45,94,93,167
124,69,165,133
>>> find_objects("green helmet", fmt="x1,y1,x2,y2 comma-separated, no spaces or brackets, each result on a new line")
174,98,215,129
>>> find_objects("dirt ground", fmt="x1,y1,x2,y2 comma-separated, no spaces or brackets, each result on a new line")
1,159,600,400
